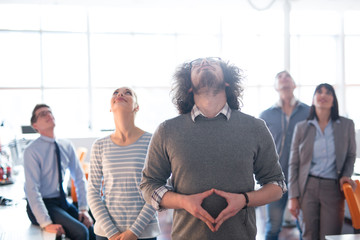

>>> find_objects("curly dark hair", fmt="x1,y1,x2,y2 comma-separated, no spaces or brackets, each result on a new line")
171,60,244,114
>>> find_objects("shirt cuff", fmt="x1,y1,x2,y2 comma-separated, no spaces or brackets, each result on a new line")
268,180,287,193
78,205,88,212
40,220,53,229
151,185,173,211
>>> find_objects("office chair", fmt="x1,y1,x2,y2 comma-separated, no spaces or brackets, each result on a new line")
343,179,360,233
71,147,88,203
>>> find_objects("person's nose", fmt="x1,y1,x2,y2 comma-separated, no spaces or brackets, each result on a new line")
200,58,210,66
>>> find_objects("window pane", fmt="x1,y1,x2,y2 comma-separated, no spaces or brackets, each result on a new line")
173,9,221,35
89,7,181,34
345,87,360,129
42,33,89,87
290,11,340,35
91,89,114,132
290,36,337,85
43,89,89,137
223,35,284,86
90,34,176,88
0,4,41,30
0,89,42,137
40,5,87,32
90,34,135,88
295,86,315,107
176,35,221,62
344,11,360,35
89,6,222,35
135,87,177,133
131,35,176,87
345,36,360,84
223,9,284,35
242,86,278,117
0,32,41,87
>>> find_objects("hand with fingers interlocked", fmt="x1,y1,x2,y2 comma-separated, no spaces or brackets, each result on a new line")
213,189,247,231
180,189,217,232
180,188,248,232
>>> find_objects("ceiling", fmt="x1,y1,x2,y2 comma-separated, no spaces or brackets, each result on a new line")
0,0,360,11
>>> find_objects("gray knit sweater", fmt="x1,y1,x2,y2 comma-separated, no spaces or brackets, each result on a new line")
140,110,284,240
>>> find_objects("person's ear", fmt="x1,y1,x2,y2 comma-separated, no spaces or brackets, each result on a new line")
188,88,193,93
32,123,38,132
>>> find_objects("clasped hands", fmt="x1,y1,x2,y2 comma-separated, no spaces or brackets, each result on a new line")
181,188,247,232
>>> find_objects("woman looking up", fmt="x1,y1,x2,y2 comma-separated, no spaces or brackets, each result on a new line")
88,87,160,240
288,83,356,240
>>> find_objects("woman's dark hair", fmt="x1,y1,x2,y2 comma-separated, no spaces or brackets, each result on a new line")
307,83,339,121
171,59,244,114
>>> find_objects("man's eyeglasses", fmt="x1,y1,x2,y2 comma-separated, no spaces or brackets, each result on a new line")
36,110,52,119
189,57,221,69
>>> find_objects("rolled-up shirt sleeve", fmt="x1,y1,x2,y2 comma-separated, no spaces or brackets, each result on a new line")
151,185,174,211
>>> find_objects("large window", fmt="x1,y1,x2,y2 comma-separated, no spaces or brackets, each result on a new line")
0,2,359,141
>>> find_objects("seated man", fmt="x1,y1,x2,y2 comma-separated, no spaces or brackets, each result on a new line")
24,104,95,240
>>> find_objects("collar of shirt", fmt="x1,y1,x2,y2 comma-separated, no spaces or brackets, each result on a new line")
275,97,298,108
190,102,231,122
308,118,333,130
39,135,56,143
308,118,340,127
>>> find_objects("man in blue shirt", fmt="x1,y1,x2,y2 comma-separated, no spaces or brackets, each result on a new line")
24,104,95,240
260,71,310,240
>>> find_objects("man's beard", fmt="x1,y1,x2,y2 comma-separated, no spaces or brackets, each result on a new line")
192,70,226,95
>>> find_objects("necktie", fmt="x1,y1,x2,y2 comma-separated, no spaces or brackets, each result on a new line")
54,141,69,209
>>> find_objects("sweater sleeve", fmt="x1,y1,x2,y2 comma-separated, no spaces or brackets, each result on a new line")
253,119,285,187
129,203,157,237
140,122,172,206
87,140,119,239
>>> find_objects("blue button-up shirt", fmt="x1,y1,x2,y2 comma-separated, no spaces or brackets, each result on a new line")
260,99,310,182
308,119,337,179
23,135,87,227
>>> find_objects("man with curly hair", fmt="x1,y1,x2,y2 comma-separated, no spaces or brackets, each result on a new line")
140,57,286,240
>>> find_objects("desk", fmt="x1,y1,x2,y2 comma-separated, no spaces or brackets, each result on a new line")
0,166,55,240
326,234,360,240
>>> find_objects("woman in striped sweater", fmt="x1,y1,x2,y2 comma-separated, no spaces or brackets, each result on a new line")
87,87,160,240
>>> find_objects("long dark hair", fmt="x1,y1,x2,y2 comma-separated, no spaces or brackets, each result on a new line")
307,83,339,121
171,59,244,114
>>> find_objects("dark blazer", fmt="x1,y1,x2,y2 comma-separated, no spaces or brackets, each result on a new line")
288,116,356,202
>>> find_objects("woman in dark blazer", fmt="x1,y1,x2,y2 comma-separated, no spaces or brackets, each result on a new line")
288,83,357,240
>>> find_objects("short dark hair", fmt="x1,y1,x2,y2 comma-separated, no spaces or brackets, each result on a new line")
171,59,244,114
307,83,339,121
31,104,51,125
